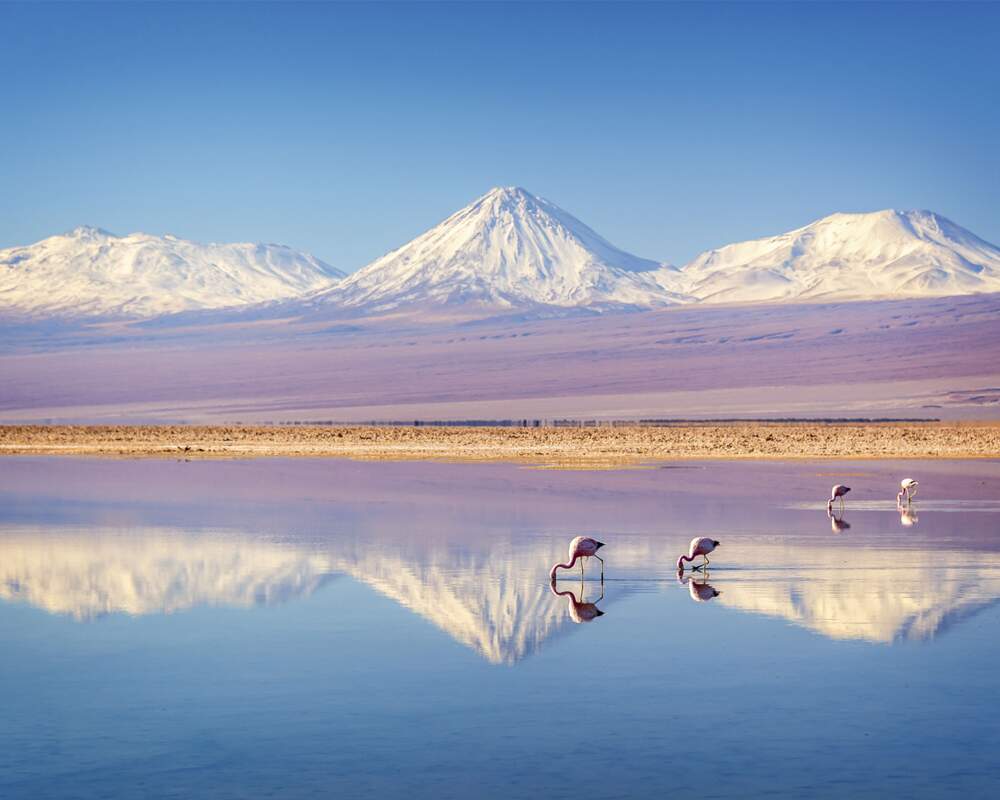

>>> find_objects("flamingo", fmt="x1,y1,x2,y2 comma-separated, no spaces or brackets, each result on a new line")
898,478,919,503
550,535,605,583
676,536,720,572
550,581,604,622
827,484,850,513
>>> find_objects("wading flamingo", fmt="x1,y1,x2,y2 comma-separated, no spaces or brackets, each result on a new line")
827,484,851,513
550,581,605,622
550,536,605,583
898,478,919,503
676,537,720,572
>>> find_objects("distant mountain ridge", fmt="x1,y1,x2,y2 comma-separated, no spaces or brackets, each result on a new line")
0,226,344,318
299,193,1000,317
677,209,1000,304
3,190,999,321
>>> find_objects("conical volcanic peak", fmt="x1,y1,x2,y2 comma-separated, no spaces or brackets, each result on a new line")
313,186,681,314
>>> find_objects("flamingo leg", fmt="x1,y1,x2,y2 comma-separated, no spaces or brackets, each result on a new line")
704,555,710,567
581,558,585,578
595,554,605,582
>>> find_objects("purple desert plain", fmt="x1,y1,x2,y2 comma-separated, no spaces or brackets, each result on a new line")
1,293,999,423
4,187,1000,423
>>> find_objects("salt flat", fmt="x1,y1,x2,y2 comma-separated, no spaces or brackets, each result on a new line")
2,294,998,423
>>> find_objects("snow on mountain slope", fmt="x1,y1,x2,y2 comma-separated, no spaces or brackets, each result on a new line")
0,226,344,318
5,201,999,323
677,210,1000,303
306,186,686,314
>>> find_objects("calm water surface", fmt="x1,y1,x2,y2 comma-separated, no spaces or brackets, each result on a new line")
1,457,999,799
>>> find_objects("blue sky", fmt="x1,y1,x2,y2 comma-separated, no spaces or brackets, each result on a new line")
2,1,998,269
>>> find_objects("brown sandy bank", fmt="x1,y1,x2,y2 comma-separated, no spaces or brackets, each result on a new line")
1,423,998,467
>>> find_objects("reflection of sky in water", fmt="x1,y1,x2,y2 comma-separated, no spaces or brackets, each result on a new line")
1,457,1000,798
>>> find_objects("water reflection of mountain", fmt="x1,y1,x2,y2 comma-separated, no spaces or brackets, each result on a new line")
0,529,336,620
0,528,644,665
707,542,1000,643
4,528,1000,659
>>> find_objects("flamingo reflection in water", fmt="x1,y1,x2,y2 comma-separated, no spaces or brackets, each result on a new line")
677,573,721,602
550,580,605,623
898,502,919,527
827,506,851,533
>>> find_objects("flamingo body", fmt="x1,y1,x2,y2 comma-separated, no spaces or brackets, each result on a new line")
676,536,720,571
898,478,919,503
550,536,605,582
827,484,851,512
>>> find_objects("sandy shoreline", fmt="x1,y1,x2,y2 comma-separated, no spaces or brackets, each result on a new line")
1,423,998,467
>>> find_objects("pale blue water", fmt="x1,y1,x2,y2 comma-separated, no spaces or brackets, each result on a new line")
1,457,999,799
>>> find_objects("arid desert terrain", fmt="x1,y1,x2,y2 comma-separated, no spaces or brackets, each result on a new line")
2,293,999,425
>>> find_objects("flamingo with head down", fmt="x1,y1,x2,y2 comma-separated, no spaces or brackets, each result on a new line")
827,484,851,513
550,536,605,583
898,478,919,504
676,537,720,573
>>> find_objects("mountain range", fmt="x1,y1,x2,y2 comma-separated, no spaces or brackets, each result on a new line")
3,187,999,320
0,226,343,318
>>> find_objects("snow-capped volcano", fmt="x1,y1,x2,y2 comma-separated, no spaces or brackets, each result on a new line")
4,199,999,323
308,186,684,314
0,226,344,318
678,209,1000,303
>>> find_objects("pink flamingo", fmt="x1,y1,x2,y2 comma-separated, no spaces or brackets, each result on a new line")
550,581,605,623
827,484,851,513
676,536,720,572
898,478,919,504
550,535,605,583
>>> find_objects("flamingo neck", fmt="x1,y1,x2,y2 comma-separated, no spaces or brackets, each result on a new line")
550,555,579,581
676,554,694,570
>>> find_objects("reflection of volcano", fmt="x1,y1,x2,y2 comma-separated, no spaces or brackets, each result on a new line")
708,542,1000,643
302,539,653,664
0,529,336,620
0,528,648,665
5,527,1000,659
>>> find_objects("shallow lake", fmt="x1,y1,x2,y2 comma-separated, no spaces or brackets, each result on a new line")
1,457,999,799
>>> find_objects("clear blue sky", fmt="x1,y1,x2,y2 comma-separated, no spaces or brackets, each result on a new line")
2,1,998,269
